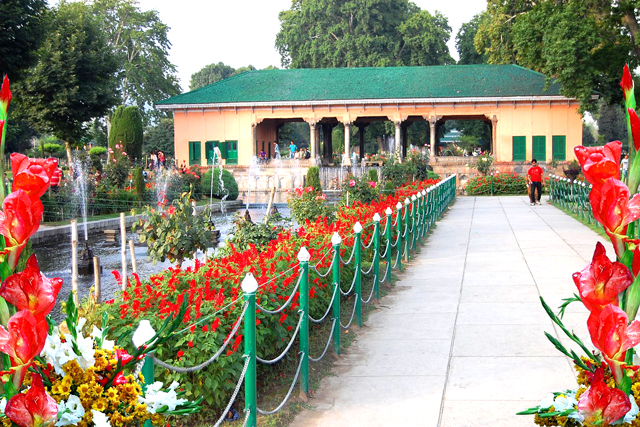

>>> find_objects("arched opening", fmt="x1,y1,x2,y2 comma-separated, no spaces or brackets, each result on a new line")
435,115,492,157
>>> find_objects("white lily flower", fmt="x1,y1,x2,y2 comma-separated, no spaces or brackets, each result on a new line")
91,410,111,427
539,393,555,409
56,395,85,426
138,381,187,413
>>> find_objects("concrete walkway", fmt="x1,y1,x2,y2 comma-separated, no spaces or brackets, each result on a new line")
291,195,609,427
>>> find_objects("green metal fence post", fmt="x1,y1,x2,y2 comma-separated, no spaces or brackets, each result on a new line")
396,202,403,271
410,194,417,254
353,222,363,327
331,232,341,355
297,247,310,397
385,207,392,285
241,273,258,427
403,198,410,262
373,213,381,300
416,192,423,245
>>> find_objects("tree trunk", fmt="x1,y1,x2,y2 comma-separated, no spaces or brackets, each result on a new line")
623,11,640,62
65,141,73,178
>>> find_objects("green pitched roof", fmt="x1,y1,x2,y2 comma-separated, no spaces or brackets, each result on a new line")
157,65,564,106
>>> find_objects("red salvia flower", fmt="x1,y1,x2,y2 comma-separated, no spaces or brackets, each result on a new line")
573,242,632,314
589,178,640,257
0,310,48,388
587,304,640,385
577,367,630,425
574,141,622,189
0,254,62,317
5,374,58,427
0,190,43,269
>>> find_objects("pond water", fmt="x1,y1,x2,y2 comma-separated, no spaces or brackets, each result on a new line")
34,205,291,320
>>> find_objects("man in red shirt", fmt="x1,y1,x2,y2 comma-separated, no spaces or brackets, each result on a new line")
527,159,543,206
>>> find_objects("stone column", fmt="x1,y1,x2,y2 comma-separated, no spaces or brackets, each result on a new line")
358,124,365,159
307,120,317,159
394,120,402,161
343,122,352,166
428,116,437,158
315,125,320,160
491,115,498,156
251,122,258,158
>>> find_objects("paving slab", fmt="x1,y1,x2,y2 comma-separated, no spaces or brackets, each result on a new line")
290,196,605,427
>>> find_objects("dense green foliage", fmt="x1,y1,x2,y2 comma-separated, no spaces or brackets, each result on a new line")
109,106,143,160
288,187,335,224
202,168,239,201
368,168,379,183
143,117,174,156
133,190,214,264
0,0,47,81
276,0,454,68
306,166,322,193
20,1,119,143
134,166,144,202
88,146,107,156
456,13,486,65
475,0,639,111
189,62,260,90
342,175,380,205
474,153,494,176
221,213,287,255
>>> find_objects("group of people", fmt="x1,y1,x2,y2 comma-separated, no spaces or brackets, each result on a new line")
148,150,166,170
258,141,311,163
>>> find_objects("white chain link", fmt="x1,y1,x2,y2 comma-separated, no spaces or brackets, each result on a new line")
211,356,249,427
256,275,301,314
309,286,337,323
309,319,336,362
257,352,304,415
257,314,302,365
340,295,358,329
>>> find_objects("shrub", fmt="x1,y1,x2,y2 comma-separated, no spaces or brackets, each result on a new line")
474,153,494,175
109,105,144,160
406,148,430,180
367,168,379,183
89,146,107,156
563,160,582,180
288,186,335,224
465,173,528,195
43,142,63,154
201,168,239,201
220,213,287,255
306,166,322,193
342,175,379,205
381,156,415,188
103,144,129,189
132,190,214,264
134,166,144,202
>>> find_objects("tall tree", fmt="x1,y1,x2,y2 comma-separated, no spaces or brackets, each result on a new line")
144,117,174,156
190,63,262,90
456,13,486,65
20,1,118,143
597,102,627,145
397,10,454,65
275,0,452,68
475,0,638,111
89,0,180,115
0,0,48,81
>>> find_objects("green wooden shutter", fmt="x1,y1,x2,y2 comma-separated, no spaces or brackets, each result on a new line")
219,141,228,159
552,136,566,161
206,141,215,165
189,141,201,165
512,136,526,162
532,136,546,162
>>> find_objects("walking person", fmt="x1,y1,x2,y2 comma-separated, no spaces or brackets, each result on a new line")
622,154,629,182
527,159,544,206
273,141,280,159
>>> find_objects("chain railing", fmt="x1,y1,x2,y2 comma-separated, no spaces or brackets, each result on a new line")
548,174,597,227
141,174,457,427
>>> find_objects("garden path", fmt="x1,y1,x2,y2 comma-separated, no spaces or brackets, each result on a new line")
290,195,608,427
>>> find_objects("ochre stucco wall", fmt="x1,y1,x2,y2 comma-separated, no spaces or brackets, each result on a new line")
172,101,582,167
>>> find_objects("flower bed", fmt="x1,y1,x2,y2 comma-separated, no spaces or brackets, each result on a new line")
102,178,439,412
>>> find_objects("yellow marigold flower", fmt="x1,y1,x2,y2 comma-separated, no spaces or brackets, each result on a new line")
138,372,145,383
151,413,164,426
92,397,109,412
77,383,90,397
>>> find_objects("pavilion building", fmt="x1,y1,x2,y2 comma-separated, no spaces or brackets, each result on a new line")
156,65,582,188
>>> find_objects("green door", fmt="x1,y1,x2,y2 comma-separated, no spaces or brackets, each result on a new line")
532,136,546,162
552,136,566,161
188,141,201,165
226,140,238,165
512,136,526,162
206,141,219,165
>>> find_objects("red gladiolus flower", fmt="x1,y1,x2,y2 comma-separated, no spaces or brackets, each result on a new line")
587,304,640,385
0,254,62,316
574,141,621,189
0,310,48,388
577,367,630,425
573,242,632,314
630,109,640,151
0,76,11,118
621,64,635,108
5,374,58,427
0,190,43,269
11,153,59,202
115,348,134,366
589,179,640,257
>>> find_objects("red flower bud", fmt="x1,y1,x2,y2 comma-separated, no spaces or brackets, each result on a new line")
0,76,11,119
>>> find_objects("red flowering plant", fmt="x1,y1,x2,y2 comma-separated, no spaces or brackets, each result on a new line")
101,178,438,413
519,65,640,426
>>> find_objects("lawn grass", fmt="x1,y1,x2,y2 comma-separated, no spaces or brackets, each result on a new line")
550,201,607,239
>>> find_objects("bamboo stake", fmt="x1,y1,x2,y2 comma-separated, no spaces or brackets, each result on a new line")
264,187,276,224
93,257,101,304
120,213,127,290
129,240,137,274
71,220,78,304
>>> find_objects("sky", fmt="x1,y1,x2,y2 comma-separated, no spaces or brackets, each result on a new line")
135,0,488,92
